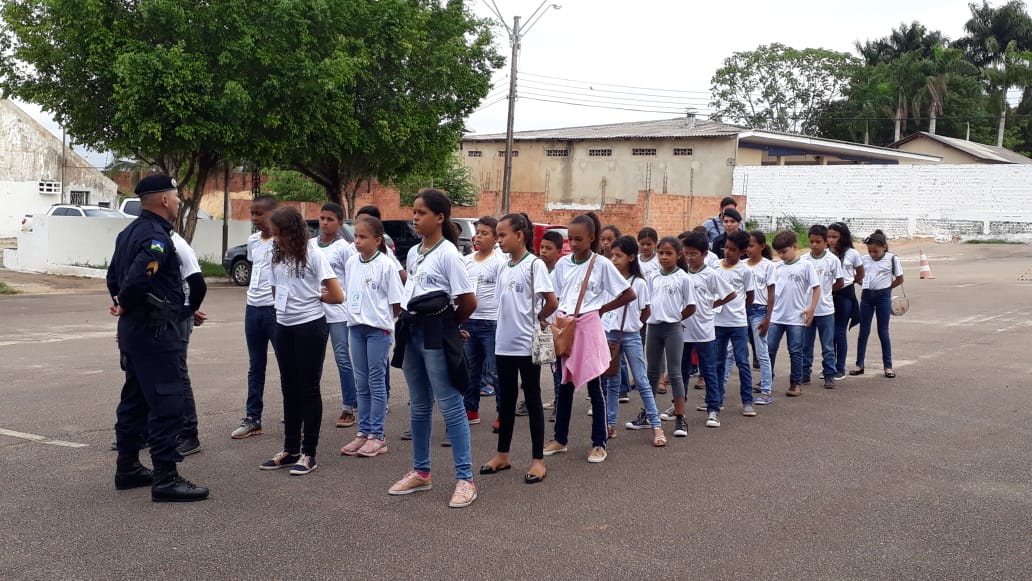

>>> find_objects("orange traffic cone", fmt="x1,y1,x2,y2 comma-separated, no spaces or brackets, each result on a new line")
919,250,935,279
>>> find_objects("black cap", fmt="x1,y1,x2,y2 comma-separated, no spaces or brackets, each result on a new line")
722,208,743,223
135,174,178,196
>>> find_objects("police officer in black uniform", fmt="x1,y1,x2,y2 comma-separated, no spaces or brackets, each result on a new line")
106,174,209,502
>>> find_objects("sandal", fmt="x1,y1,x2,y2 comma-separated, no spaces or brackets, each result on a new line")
884,370,896,379
849,367,864,376
653,430,667,447
524,469,546,484
479,462,512,475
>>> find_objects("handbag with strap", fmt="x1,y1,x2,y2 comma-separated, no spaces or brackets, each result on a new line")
603,305,628,377
890,255,909,316
528,257,556,365
551,254,597,358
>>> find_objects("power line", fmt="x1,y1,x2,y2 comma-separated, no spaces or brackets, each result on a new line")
519,80,712,107
519,95,702,115
521,71,711,95
518,90,707,114
519,76,713,102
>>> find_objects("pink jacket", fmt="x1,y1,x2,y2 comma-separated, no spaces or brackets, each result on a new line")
560,310,610,388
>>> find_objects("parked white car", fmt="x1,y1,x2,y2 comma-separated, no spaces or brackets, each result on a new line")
120,198,213,220
21,204,128,232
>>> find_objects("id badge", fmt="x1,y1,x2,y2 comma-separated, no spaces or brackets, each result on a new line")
274,287,288,312
350,290,363,313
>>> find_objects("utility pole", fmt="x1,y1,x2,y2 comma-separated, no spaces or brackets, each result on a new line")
500,15,520,216
489,1,561,215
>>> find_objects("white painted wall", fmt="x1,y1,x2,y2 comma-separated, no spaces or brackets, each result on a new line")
4,215,253,277
733,164,1032,241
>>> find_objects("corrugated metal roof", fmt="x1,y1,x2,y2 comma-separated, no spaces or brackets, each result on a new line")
463,117,747,142
891,131,1032,164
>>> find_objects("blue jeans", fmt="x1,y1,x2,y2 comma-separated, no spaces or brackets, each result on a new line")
328,322,357,410
682,340,719,413
551,361,562,404
350,325,392,439
461,319,497,414
715,326,753,407
802,314,836,380
604,331,661,428
857,288,893,369
244,305,278,421
745,305,773,394
833,286,859,376
767,323,806,385
403,326,473,482
554,375,607,448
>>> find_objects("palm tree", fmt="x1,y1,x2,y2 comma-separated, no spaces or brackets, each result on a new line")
856,21,947,66
922,44,980,134
957,1,1032,145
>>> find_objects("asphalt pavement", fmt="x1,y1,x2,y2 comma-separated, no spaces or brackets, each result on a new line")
1,243,1030,580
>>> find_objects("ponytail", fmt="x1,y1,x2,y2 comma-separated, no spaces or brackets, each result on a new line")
863,229,888,250
415,189,457,245
571,211,602,254
500,212,534,252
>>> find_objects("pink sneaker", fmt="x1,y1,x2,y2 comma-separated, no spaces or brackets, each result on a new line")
339,435,366,456
389,471,432,496
448,480,478,508
357,437,388,457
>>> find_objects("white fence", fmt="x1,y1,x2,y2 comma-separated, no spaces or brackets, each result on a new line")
732,164,1032,241
4,215,253,277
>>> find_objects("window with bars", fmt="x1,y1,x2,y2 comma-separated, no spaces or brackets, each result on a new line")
498,150,519,157
673,148,694,156
39,181,61,195
632,148,657,156
467,150,483,157
545,149,569,157
69,191,90,205
588,148,612,157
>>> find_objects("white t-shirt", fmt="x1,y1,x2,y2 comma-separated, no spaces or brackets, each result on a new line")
269,239,335,326
706,251,721,269
171,232,201,307
646,268,695,324
801,250,844,317
748,258,776,307
861,252,903,290
639,254,661,279
343,251,404,330
771,259,820,326
838,248,864,287
682,266,733,343
465,251,505,320
402,239,474,309
246,233,276,307
552,253,630,315
713,260,753,327
320,238,356,324
495,254,554,356
603,276,649,333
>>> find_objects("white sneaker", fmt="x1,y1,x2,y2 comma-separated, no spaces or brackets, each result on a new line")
543,400,555,410
587,407,593,416
659,405,676,421
706,412,721,428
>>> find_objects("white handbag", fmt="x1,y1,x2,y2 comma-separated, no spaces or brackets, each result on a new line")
529,258,556,366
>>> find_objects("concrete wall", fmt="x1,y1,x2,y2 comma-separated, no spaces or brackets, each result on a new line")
1,100,119,237
4,215,253,277
733,164,1032,241
461,137,740,207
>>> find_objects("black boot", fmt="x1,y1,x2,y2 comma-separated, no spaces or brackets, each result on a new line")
115,457,154,490
175,436,202,457
151,466,209,502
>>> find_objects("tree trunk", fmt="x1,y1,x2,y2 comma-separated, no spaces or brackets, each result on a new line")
894,108,902,142
929,109,937,135
179,152,218,243
997,108,1006,147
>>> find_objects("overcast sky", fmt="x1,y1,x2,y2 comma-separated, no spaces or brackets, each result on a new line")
14,0,1010,167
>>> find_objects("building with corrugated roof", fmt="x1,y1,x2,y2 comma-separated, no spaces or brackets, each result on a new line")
461,116,941,207
888,132,1032,165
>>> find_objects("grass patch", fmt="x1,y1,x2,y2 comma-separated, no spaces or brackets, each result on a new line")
200,260,226,277
964,239,1024,245
763,216,811,246
0,281,20,295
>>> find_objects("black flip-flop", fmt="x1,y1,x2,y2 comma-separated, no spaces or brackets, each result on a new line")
849,368,864,376
479,463,512,475
524,471,546,484
884,371,896,379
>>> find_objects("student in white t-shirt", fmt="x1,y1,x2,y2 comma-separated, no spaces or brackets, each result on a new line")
232,195,279,440
714,231,756,420
170,231,207,456
316,203,359,430
801,225,845,389
537,230,566,417
745,230,776,404
545,212,635,465
258,206,342,477
388,190,479,509
680,233,736,429
853,230,904,379
828,222,865,380
637,227,661,279
461,216,505,426
478,213,557,484
337,216,403,459
766,230,821,398
643,236,695,440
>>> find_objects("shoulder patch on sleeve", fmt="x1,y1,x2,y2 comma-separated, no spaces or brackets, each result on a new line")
150,240,166,253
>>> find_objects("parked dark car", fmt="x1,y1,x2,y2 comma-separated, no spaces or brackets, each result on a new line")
382,220,421,266
223,219,355,287
451,217,477,255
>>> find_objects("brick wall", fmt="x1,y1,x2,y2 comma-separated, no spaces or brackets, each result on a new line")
230,184,741,239
115,170,266,197
733,164,1032,241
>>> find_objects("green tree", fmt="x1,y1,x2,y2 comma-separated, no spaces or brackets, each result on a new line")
856,21,948,66
263,169,326,202
920,44,980,134
395,156,478,207
709,43,861,134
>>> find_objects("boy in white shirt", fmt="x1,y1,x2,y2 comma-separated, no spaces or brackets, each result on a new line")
317,203,359,428
713,230,756,420
461,217,505,428
800,225,844,389
766,231,821,397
